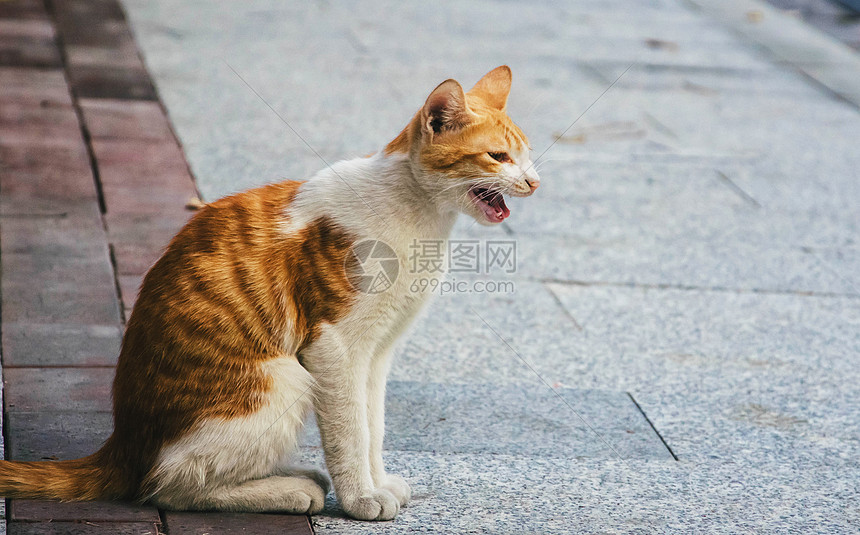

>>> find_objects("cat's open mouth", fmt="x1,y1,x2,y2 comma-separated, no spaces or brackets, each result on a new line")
469,185,510,223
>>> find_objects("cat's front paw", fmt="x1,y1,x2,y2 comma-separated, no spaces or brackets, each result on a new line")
342,488,399,521
379,474,411,507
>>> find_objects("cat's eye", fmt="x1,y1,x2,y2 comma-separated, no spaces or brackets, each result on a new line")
488,152,512,164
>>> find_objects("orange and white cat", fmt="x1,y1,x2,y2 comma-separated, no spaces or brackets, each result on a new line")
0,66,538,521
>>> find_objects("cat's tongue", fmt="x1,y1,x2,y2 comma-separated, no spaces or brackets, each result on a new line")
472,186,510,223
484,193,510,223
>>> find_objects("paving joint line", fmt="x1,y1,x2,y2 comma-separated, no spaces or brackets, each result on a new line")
44,0,130,327
44,0,108,217
543,284,583,331
627,393,679,461
538,277,860,299
714,169,762,208
683,0,860,110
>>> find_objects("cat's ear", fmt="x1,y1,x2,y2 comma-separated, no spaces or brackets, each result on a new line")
421,79,471,138
468,65,512,111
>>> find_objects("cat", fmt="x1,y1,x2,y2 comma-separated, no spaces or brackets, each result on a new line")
0,66,539,521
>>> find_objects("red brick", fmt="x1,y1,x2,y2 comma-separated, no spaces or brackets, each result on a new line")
0,19,54,40
0,192,100,219
0,34,61,68
0,212,109,255
0,91,80,142
0,119,84,149
8,522,160,535
54,18,131,48
52,1,131,48
0,67,72,106
5,411,113,461
107,212,189,276
0,99,79,129
111,241,165,276
1,278,121,325
0,0,49,20
66,44,144,70
1,282,120,326
11,500,159,523
3,367,114,412
80,99,173,140
1,191,120,323
91,138,190,177
2,322,122,367
118,274,143,310
53,0,127,24
68,65,157,100
0,143,100,215
106,211,190,245
164,511,313,535
1,233,121,323
102,182,196,216
91,138,197,216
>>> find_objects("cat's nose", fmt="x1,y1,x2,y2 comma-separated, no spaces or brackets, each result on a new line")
521,162,540,194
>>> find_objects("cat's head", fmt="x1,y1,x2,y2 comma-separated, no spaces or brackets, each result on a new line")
385,66,539,225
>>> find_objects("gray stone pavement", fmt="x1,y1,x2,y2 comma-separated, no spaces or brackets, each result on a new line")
121,0,860,533
764,0,860,50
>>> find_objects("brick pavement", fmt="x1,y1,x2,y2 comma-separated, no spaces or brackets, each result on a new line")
0,0,313,533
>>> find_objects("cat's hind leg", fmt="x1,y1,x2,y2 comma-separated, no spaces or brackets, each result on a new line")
273,463,331,497
146,356,320,513
196,475,326,513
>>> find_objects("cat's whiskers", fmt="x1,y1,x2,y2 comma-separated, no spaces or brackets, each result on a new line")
533,158,562,172
427,176,497,203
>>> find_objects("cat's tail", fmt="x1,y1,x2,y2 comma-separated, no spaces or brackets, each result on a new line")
0,443,129,501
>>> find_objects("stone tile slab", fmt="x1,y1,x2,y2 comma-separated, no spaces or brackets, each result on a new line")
546,283,860,463
302,381,672,460
512,233,858,296
5,411,113,461
164,511,312,535
687,0,860,108
303,452,860,535
3,368,114,412
10,500,159,523
2,323,122,367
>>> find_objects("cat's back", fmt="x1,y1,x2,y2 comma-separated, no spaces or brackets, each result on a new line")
111,181,305,423
112,178,358,425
